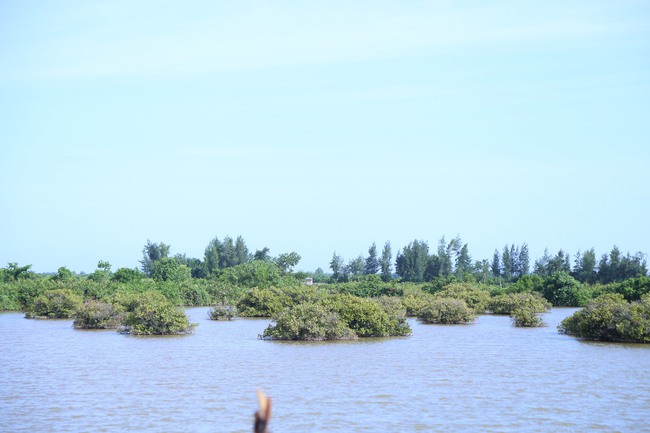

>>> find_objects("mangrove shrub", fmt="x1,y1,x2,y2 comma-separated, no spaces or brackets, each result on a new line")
488,292,551,315
208,304,238,321
73,300,124,329
540,271,591,307
433,283,491,312
511,307,546,327
262,294,411,340
333,295,411,337
558,293,650,343
26,289,83,319
119,291,196,335
418,298,475,324
261,302,355,341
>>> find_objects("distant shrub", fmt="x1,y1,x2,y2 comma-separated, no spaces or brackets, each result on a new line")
423,275,460,294
330,275,404,298
111,267,145,284
236,288,291,317
559,293,650,343
261,294,411,340
377,296,407,318
16,279,50,310
152,258,191,282
218,261,288,289
261,302,355,341
418,298,475,324
434,283,491,312
604,276,650,302
73,300,124,329
26,289,83,319
540,271,591,307
208,304,238,321
179,280,212,306
0,282,21,310
119,291,196,335
401,291,435,316
511,307,546,327
332,295,411,337
53,267,74,282
488,292,551,315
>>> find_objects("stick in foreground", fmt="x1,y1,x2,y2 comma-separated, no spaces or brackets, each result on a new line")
254,390,272,433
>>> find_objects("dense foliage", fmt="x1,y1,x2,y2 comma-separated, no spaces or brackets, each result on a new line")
510,307,546,327
430,283,491,312
558,293,650,343
261,293,411,340
2,236,649,343
26,289,82,319
261,302,355,341
119,291,197,335
417,298,475,324
488,292,551,315
73,300,124,329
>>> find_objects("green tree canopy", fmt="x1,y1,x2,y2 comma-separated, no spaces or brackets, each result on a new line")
364,242,380,275
140,240,170,276
151,258,191,282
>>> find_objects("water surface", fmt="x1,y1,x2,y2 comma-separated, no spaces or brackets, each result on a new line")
1,308,649,432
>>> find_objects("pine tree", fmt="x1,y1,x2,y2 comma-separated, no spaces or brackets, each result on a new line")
519,243,530,276
396,240,429,282
380,241,393,282
491,249,501,277
330,252,344,281
502,245,513,280
364,242,380,275
141,240,171,276
455,243,472,277
438,237,452,276
234,236,250,265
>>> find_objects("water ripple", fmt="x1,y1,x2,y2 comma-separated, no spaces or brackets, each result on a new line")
1,308,649,432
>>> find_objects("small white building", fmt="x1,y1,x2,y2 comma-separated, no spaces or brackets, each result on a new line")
304,277,313,286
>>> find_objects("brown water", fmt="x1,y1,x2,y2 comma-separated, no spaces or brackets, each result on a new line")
1,307,649,432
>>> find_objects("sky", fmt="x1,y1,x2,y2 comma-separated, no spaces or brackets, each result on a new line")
1,0,649,274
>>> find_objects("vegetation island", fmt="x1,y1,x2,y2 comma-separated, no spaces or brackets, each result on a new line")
1,235,649,342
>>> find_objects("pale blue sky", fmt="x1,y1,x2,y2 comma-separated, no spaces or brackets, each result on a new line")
1,1,649,273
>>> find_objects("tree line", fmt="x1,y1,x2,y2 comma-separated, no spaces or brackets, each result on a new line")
1,233,647,289
328,235,647,285
138,236,301,282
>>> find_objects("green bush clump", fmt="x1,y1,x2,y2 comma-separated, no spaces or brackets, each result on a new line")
417,298,475,324
511,307,546,327
0,282,21,310
401,291,435,316
506,274,544,294
540,271,592,307
218,261,289,289
208,304,238,320
236,288,291,317
262,294,411,340
119,291,196,335
73,300,124,329
332,295,411,337
488,292,551,315
558,293,650,343
111,267,145,283
330,275,404,298
26,289,83,318
261,302,355,341
604,276,650,301
433,283,491,312
15,279,50,310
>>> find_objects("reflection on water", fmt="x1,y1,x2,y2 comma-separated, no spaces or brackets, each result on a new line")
1,308,649,432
